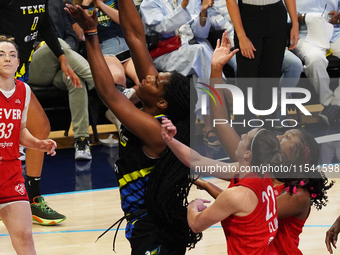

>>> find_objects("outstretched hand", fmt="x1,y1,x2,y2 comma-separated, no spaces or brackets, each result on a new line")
326,217,340,254
211,31,239,68
65,4,98,32
161,117,177,141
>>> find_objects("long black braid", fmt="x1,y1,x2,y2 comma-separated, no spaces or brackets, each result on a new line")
144,71,201,250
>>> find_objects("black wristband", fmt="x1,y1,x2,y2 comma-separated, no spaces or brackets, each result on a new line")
81,5,90,9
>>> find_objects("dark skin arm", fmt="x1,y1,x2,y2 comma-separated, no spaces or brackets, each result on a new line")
328,11,340,25
118,0,157,81
276,187,310,219
194,178,223,199
65,5,166,157
326,215,340,254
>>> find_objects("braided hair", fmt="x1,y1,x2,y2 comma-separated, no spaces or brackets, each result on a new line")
144,71,201,250
276,129,335,210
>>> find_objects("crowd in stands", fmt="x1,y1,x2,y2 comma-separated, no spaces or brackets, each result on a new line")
1,0,340,254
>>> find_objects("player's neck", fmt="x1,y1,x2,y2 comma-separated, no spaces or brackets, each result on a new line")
0,76,16,91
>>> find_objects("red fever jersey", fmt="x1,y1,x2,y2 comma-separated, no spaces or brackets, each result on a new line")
272,184,308,255
221,173,278,255
0,80,28,203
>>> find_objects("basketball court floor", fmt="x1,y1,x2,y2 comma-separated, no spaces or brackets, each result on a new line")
0,112,340,254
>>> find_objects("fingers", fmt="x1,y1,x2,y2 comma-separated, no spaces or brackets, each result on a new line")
220,31,230,48
192,198,211,203
333,232,338,249
161,119,175,128
240,38,256,59
325,231,334,254
241,48,255,59
329,10,336,16
161,117,170,124
64,68,82,88
48,139,57,148
65,4,80,17
326,231,338,254
288,35,299,50
71,74,82,88
216,39,221,49
44,140,57,156
230,48,239,57
47,148,56,157
326,232,334,254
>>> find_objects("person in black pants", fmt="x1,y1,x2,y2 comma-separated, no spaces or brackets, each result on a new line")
226,0,299,131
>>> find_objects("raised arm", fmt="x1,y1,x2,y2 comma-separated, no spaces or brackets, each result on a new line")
118,0,157,81
161,117,238,179
210,31,240,161
65,5,166,156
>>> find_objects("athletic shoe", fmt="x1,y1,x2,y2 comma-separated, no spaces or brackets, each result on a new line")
19,145,26,161
74,137,92,160
203,130,221,146
105,88,136,130
31,196,66,225
99,134,119,147
318,104,340,126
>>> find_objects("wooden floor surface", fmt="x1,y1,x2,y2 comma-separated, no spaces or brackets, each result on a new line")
1,177,339,255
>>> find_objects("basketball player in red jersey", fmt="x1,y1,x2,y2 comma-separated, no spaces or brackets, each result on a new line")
0,36,56,255
162,120,281,254
194,129,334,254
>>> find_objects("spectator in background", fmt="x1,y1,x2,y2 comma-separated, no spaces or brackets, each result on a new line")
211,0,303,123
294,0,340,125
0,0,75,225
28,0,95,161
226,0,299,131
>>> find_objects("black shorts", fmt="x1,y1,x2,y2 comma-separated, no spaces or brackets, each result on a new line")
129,214,186,255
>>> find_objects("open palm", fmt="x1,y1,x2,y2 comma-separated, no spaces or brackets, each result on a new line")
211,31,239,67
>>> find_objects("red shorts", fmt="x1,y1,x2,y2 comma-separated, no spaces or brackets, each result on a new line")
0,160,28,204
